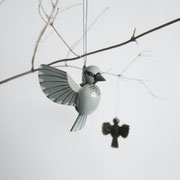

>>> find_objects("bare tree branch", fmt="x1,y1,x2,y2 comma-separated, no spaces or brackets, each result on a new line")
0,70,36,85
49,18,180,65
0,18,180,85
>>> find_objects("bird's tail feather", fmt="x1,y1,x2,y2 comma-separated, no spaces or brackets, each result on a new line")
111,137,118,148
70,114,87,132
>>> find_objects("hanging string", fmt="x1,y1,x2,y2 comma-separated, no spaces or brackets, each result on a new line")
115,78,121,118
83,0,88,67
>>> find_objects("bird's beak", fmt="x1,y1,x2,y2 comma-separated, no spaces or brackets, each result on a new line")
95,73,106,82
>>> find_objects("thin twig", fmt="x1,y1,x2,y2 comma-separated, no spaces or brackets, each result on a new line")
38,0,78,57
122,76,164,99
40,3,83,43
31,24,48,70
50,24,79,57
104,71,162,99
51,7,59,24
66,6,109,59
120,50,153,74
38,1,49,23
32,0,59,70
120,53,142,74
38,8,47,23
59,3,82,14
51,0,55,8
103,51,161,99
39,0,49,19
103,71,119,77
54,64,82,70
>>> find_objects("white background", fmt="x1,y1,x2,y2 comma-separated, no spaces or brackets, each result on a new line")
0,0,180,180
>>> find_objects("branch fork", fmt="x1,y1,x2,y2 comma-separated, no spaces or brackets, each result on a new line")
130,28,138,44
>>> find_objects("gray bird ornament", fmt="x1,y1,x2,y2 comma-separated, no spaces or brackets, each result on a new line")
102,118,129,148
38,64,105,132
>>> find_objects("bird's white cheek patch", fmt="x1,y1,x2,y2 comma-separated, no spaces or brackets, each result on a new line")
91,92,98,98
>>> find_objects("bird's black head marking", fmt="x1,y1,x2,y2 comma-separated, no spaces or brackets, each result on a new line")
83,65,106,84
113,118,120,125
85,70,95,78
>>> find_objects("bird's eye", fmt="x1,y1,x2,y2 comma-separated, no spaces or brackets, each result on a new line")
86,71,94,77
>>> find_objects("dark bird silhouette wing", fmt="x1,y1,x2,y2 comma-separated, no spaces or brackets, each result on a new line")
102,122,111,135
119,124,129,138
38,64,81,106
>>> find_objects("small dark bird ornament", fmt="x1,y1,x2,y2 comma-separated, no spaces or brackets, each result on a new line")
102,118,129,148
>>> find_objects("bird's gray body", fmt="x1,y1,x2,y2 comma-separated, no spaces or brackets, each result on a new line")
76,84,101,115
38,64,105,132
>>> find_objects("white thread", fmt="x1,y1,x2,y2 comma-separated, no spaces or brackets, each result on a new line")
83,0,88,66
115,78,120,118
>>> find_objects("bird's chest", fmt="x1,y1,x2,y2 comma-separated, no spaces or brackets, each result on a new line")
76,84,101,115
88,84,101,97
111,126,120,137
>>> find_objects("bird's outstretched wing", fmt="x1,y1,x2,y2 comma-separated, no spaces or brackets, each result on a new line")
38,64,81,106
102,122,111,135
119,124,129,138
